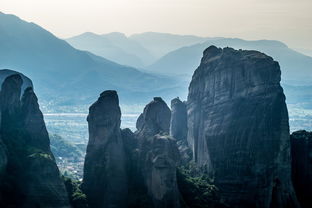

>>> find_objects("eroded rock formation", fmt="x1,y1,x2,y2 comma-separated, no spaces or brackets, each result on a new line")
187,46,299,208
0,71,70,207
83,95,180,208
136,97,171,138
83,90,127,208
135,97,180,208
170,97,192,164
291,130,312,208
170,97,187,141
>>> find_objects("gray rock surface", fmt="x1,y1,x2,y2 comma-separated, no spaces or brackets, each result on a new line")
0,140,7,203
0,69,33,95
135,97,180,208
21,87,50,151
139,134,180,208
136,97,171,137
170,97,187,141
170,97,192,164
83,90,127,208
290,130,312,208
0,72,70,207
187,46,299,208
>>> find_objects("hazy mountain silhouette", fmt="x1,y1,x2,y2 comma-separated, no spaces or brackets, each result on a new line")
0,12,184,105
147,38,312,85
129,32,210,59
66,32,154,68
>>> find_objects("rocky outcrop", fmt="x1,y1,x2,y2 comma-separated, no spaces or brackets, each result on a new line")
139,134,180,208
83,90,127,208
170,97,192,164
82,95,180,208
21,87,50,151
136,97,171,137
187,46,299,208
170,97,187,141
135,97,180,208
0,71,70,207
0,69,33,94
291,130,312,208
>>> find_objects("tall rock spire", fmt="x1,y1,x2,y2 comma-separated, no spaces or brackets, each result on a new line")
0,71,70,207
170,97,187,141
187,46,299,208
83,90,127,208
135,97,180,208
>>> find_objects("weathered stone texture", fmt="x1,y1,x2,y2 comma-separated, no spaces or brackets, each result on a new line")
187,46,299,208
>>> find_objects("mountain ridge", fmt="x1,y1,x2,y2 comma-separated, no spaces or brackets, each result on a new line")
147,38,312,84
0,12,185,105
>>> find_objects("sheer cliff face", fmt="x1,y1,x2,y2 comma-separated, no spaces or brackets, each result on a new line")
83,90,127,208
136,97,180,208
187,46,299,208
170,97,187,141
170,98,192,164
291,130,312,208
21,87,50,151
0,72,70,207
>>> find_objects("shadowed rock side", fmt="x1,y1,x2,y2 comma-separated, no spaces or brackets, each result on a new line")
0,73,70,207
135,97,180,208
83,90,127,208
170,98,192,164
170,97,187,141
290,130,312,208
187,46,299,208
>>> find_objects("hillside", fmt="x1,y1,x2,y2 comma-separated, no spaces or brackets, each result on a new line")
66,32,154,67
129,32,208,59
0,12,184,105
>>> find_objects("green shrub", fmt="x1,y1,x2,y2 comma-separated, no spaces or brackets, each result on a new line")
177,163,228,208
62,175,88,208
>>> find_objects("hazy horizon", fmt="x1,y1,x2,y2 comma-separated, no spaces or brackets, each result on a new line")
2,0,312,54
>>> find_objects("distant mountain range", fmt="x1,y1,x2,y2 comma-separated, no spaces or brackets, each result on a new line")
66,32,154,68
0,12,185,105
66,32,312,86
147,38,312,85
1,11,311,109
128,32,209,59
66,32,210,67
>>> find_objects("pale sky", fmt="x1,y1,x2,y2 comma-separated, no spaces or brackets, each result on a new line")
2,0,312,51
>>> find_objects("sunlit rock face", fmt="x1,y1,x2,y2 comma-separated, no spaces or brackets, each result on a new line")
291,130,312,208
0,71,70,207
136,97,180,208
187,46,299,208
83,90,127,208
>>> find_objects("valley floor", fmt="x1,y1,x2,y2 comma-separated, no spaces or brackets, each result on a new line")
42,104,312,180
